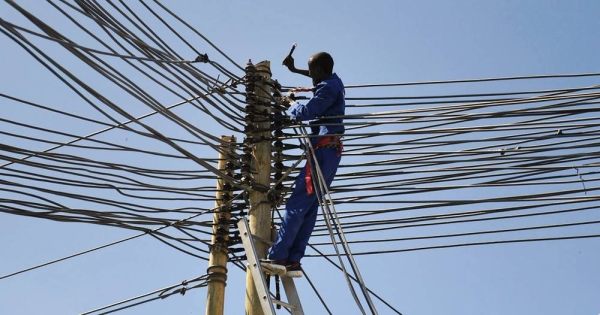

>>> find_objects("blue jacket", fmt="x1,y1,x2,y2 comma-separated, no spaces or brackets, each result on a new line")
289,73,345,144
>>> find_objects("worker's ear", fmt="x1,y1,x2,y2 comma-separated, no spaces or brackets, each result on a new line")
311,67,326,81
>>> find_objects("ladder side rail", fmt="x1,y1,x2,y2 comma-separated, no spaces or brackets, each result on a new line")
237,218,277,315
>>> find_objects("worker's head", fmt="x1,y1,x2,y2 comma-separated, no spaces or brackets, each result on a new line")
308,52,334,86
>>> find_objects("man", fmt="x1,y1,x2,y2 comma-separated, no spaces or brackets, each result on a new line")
261,51,345,278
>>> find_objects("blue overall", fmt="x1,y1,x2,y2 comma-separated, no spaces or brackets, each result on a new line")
268,73,345,263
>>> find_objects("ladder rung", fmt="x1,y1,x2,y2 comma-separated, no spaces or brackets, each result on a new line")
272,299,297,310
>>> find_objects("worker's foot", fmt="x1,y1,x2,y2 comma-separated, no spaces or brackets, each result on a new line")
260,259,287,276
285,262,303,278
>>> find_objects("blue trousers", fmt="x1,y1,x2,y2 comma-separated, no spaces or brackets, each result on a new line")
268,146,341,263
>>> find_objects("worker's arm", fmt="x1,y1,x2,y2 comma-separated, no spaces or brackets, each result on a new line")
289,82,335,121
282,55,310,78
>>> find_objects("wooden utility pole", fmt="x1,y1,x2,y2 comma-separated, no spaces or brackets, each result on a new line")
206,135,236,315
244,60,273,315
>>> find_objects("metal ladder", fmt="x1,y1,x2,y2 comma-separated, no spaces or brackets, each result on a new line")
237,217,305,315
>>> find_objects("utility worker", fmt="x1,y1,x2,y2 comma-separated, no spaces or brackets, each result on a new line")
261,51,345,278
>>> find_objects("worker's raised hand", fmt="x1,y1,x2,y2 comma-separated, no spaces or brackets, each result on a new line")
282,43,297,71
283,96,295,108
282,55,296,72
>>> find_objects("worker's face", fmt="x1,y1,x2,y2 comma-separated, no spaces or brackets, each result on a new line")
308,57,325,86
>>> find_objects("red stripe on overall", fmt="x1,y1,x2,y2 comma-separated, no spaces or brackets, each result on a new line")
305,136,343,195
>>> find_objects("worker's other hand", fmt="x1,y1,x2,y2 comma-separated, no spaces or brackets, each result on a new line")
283,96,296,107
282,55,296,71
275,96,295,109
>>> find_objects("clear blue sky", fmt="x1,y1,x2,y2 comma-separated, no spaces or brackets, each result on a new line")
1,1,599,315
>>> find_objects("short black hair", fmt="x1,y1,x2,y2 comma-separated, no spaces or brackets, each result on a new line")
310,52,334,75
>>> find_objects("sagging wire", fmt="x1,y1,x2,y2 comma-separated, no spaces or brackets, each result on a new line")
0,18,239,187
0,90,240,174
307,243,403,315
151,0,245,72
80,275,208,315
0,203,222,281
314,233,600,257
6,0,246,146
